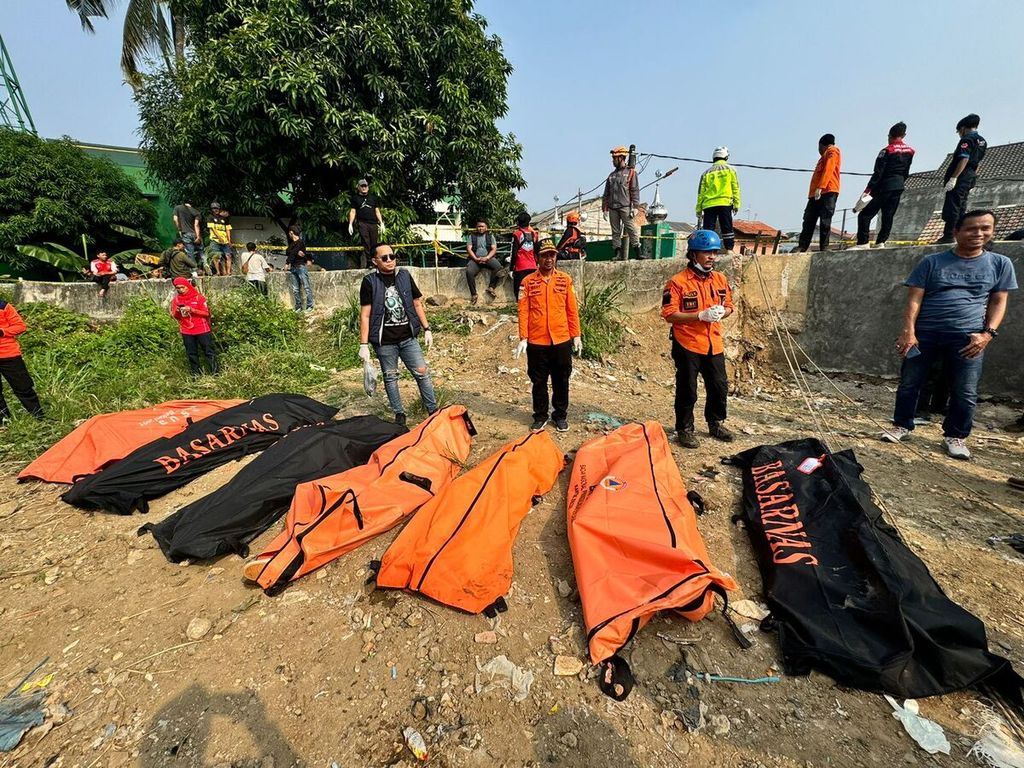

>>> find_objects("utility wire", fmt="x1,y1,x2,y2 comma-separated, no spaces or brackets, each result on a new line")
640,152,873,177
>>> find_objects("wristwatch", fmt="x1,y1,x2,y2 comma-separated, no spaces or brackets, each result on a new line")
422,326,431,332
983,326,999,338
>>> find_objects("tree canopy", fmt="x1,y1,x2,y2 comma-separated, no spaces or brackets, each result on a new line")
0,129,157,266
135,0,525,237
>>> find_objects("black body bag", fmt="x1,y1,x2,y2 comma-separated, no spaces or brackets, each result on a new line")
140,415,406,562
731,438,1022,701
62,394,338,515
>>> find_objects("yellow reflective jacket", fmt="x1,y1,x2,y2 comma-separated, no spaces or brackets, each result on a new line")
696,160,741,213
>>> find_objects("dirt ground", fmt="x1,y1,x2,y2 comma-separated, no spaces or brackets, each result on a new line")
2,307,1023,768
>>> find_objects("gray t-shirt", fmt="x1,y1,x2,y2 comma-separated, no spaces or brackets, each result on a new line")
470,232,495,258
905,249,1017,333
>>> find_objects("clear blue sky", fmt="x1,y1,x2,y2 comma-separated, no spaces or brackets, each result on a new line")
6,0,1024,231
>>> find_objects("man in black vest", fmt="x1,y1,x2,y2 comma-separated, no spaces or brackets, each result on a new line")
358,245,436,425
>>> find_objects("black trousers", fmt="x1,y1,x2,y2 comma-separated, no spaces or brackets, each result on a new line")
465,259,502,296
702,206,735,250
358,220,379,269
182,332,219,376
671,341,727,433
0,356,43,419
941,175,975,239
94,274,114,291
247,279,268,297
526,340,573,422
856,190,903,245
798,192,839,251
513,269,534,299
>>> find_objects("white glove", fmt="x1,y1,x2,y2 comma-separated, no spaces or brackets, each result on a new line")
348,223,354,236
423,330,433,350
379,222,387,234
698,305,727,323
513,339,528,359
944,177,958,193
602,211,609,222
572,336,582,355
358,343,371,363
814,188,822,201
629,207,636,219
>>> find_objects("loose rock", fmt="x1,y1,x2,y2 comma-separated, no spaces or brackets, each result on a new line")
553,655,585,677
185,617,211,641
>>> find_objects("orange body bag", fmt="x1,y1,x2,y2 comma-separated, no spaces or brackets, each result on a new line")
18,400,244,484
375,430,565,614
250,406,475,593
567,421,737,665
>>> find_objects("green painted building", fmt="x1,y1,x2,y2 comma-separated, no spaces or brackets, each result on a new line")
75,142,177,247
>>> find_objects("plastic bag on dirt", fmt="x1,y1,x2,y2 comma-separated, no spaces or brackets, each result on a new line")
476,655,534,703
363,360,378,398
885,695,950,755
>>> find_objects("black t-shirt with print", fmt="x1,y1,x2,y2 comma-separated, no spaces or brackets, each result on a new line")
351,193,379,223
359,271,422,345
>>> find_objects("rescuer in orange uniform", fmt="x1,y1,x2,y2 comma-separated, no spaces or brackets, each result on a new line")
513,238,582,432
661,230,734,448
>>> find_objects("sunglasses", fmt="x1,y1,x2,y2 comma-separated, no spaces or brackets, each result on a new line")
377,253,396,262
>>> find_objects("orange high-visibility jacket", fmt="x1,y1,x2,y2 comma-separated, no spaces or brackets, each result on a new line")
375,430,564,614
18,400,245,484
567,421,737,665
251,405,475,593
518,269,581,345
661,267,733,355
808,145,841,196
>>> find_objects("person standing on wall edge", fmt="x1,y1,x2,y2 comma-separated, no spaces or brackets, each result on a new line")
286,226,314,312
797,134,841,253
348,179,386,270
513,238,582,433
936,114,986,245
557,210,587,260
661,230,734,449
358,244,436,426
850,122,914,250
0,298,44,424
172,200,204,274
602,146,641,260
882,210,1016,460
696,146,740,254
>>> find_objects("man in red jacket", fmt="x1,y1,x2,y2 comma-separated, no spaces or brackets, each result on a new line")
0,298,44,423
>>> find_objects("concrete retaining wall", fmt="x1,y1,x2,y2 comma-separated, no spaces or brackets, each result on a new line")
9,245,1023,396
744,242,1024,397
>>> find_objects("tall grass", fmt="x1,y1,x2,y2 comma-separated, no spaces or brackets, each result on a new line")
0,291,358,465
579,280,626,361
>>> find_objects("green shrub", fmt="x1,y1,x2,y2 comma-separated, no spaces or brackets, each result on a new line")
579,281,626,361
208,289,301,352
429,309,473,336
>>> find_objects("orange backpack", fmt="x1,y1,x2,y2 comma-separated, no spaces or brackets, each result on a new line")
247,406,476,593
567,421,738,698
375,430,564,614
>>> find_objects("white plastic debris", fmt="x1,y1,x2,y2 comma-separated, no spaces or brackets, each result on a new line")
476,655,534,702
884,695,950,755
968,714,1024,767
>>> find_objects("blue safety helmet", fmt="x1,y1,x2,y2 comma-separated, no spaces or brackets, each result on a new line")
687,229,722,252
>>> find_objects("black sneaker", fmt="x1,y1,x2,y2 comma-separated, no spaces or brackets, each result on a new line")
678,430,699,449
709,422,734,442
553,419,569,433
530,419,546,431
395,413,407,427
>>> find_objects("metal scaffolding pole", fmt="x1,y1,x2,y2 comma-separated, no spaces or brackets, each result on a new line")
0,33,36,134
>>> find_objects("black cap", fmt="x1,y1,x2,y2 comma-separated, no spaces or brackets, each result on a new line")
956,113,980,131
818,133,835,146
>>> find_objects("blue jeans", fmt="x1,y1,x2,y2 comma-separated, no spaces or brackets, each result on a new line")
892,330,985,439
374,337,437,416
289,266,313,310
181,231,205,271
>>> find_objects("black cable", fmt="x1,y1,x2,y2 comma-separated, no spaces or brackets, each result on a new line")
640,152,873,177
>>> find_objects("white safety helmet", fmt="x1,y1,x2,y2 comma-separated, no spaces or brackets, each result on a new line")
712,146,729,160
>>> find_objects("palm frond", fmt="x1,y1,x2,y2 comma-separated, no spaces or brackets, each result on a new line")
121,0,173,88
64,0,111,33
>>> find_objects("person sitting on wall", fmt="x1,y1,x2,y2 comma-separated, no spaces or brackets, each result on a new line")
882,209,1016,460
89,251,119,299
156,240,198,280
465,219,502,304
